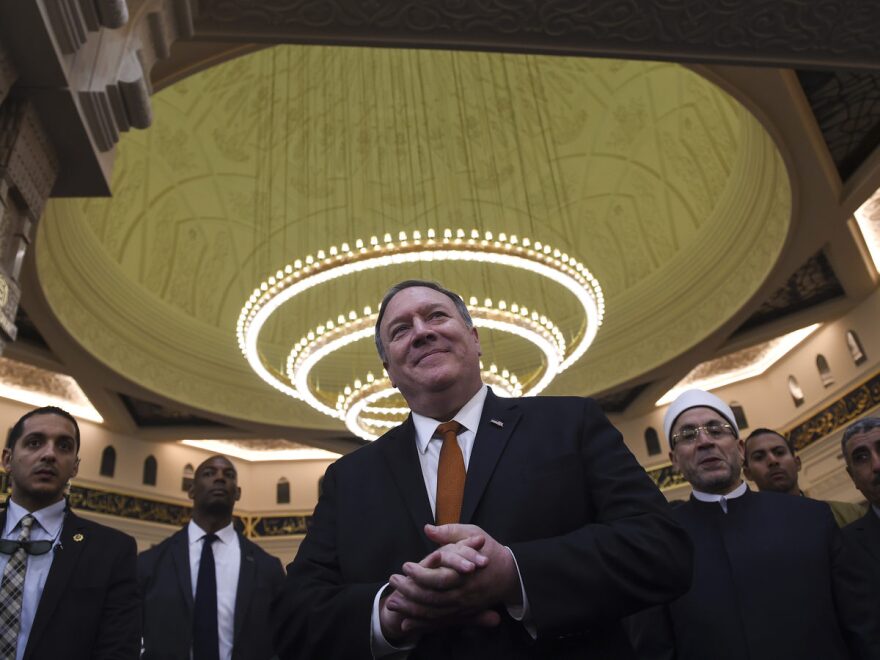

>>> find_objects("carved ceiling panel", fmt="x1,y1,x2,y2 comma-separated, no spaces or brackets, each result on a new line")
193,0,880,70
798,71,880,181
734,250,844,335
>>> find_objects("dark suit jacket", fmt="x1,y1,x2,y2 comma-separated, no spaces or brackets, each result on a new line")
0,507,140,660
627,489,880,660
138,525,285,660
275,392,693,659
843,509,880,588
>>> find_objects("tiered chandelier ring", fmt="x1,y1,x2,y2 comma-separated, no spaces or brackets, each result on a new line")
237,229,604,439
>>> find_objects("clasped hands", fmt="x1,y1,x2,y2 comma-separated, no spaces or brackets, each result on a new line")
379,523,521,642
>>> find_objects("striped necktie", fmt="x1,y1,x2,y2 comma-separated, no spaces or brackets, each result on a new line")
0,514,36,660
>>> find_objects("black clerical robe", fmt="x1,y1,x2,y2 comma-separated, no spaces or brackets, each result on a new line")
627,488,880,660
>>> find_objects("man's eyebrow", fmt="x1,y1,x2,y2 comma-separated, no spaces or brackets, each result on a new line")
384,303,446,329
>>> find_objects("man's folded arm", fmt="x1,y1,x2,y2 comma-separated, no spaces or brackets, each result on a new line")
509,398,693,638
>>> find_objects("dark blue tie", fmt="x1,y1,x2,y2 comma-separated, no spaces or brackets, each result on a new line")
193,533,219,660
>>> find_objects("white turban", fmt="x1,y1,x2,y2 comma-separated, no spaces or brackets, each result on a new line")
663,389,739,441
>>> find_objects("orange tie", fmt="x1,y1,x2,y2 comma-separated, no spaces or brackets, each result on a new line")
435,421,465,525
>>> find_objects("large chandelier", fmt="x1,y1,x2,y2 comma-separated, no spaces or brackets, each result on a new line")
237,228,604,439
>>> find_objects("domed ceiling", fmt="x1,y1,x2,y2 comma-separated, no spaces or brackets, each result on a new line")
35,46,790,436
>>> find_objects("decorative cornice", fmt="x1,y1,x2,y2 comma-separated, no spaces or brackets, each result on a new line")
194,0,880,70
786,368,880,451
0,477,313,538
649,464,688,492
68,482,195,526
244,514,310,538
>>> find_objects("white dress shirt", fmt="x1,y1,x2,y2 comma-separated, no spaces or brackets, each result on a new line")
691,481,748,513
0,498,66,660
370,385,532,658
187,520,241,660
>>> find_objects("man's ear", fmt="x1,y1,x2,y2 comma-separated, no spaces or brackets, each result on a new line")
234,486,241,502
795,454,802,472
743,464,753,481
1,447,11,471
383,362,396,388
71,457,80,480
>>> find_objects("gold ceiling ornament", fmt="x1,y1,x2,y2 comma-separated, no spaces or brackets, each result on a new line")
236,227,604,439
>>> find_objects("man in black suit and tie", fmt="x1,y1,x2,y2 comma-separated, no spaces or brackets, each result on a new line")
841,417,880,588
275,279,693,659
627,389,880,660
138,455,284,660
0,406,140,660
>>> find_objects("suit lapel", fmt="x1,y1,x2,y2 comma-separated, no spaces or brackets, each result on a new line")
26,510,87,655
460,391,520,524
379,418,434,553
233,533,256,650
171,526,194,610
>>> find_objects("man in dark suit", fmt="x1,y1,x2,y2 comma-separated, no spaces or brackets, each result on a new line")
627,389,879,660
138,455,284,660
841,417,880,587
275,279,693,659
0,405,139,660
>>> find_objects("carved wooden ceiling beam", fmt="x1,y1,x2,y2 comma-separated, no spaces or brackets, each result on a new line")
190,0,880,71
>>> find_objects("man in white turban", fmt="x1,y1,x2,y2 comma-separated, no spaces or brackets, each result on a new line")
627,389,880,660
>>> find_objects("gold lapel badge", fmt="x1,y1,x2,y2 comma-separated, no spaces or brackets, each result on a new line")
73,533,84,542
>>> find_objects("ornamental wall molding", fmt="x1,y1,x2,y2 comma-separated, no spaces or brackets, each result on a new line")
0,475,313,538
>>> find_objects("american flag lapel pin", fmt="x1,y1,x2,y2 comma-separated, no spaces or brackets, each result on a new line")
490,419,504,428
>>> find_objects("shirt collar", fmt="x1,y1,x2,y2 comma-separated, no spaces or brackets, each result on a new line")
187,519,237,545
691,480,748,503
4,498,66,537
412,385,488,455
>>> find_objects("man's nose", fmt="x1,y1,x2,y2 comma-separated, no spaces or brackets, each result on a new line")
38,443,58,461
411,318,435,343
695,429,717,447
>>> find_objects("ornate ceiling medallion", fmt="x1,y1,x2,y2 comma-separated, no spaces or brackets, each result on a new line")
237,228,604,439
